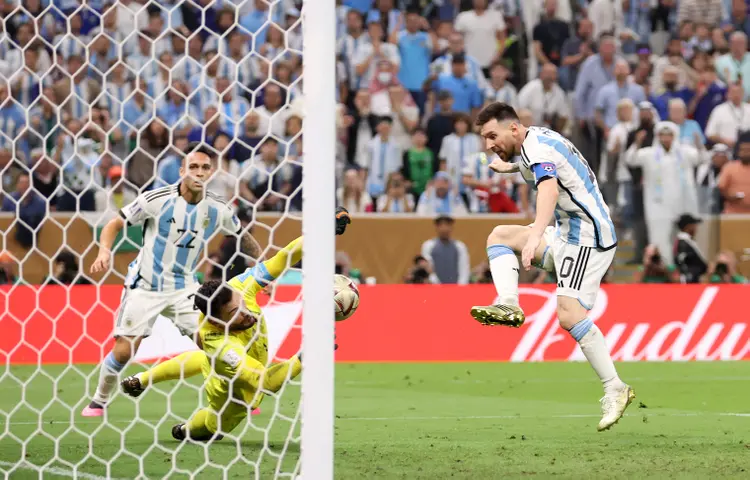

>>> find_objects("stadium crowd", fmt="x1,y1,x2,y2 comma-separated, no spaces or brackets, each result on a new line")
0,0,749,285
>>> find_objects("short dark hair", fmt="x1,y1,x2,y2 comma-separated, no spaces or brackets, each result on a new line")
437,90,453,101
194,280,233,319
434,215,455,225
475,102,519,127
453,113,472,128
187,141,215,158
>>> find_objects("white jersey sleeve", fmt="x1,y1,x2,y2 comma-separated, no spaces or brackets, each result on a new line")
120,185,176,225
207,192,242,234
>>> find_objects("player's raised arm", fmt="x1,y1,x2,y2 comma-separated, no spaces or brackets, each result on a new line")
487,155,520,174
216,201,265,264
239,231,264,262
523,156,559,271
91,188,167,273
91,192,151,274
264,207,351,277
91,216,125,273
238,208,352,289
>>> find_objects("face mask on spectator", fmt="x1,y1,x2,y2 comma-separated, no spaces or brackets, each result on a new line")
377,72,392,84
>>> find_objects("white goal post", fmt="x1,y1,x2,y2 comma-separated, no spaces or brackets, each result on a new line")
300,0,336,478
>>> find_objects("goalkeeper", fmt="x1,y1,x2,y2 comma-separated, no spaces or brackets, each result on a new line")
122,208,352,441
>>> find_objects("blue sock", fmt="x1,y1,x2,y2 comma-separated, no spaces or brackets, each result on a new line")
104,352,124,373
92,352,126,405
567,318,593,342
487,244,520,306
487,244,514,260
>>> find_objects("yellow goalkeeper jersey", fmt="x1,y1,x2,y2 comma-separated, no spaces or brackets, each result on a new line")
197,236,303,365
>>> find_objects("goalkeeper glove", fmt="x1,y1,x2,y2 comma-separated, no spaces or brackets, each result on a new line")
335,207,351,235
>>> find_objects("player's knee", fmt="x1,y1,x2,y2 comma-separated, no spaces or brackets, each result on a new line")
556,297,588,330
112,336,139,364
487,225,517,249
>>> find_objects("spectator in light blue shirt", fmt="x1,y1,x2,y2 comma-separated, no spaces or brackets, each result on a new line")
367,0,401,36
429,54,483,115
714,31,750,100
595,59,646,130
623,0,653,45
156,80,199,136
431,32,488,90
668,98,706,146
345,0,373,14
0,83,27,160
574,35,619,174
395,9,433,114
155,135,189,188
121,83,153,141
239,0,280,47
574,35,619,124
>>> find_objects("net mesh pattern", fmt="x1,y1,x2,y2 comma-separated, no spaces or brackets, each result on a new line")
0,1,307,477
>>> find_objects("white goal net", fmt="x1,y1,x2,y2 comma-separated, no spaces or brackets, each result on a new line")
0,0,334,478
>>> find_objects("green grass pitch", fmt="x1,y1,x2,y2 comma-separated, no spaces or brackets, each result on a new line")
1,362,749,479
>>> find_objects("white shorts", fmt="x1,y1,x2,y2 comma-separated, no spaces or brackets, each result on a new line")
113,284,200,337
551,236,615,310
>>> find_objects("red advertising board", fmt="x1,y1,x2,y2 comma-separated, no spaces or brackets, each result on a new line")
1,284,748,364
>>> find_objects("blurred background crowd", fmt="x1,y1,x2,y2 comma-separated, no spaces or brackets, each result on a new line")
0,0,749,286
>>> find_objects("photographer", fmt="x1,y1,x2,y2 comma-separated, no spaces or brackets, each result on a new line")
633,244,680,284
674,214,707,284
404,255,438,284
705,251,747,284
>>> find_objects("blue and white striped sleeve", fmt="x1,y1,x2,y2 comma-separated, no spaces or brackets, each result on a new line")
525,142,561,186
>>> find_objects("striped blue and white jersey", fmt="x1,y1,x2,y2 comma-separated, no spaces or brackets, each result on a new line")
120,185,241,292
519,127,617,250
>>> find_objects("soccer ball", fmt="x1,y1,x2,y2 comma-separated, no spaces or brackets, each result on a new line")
334,274,359,321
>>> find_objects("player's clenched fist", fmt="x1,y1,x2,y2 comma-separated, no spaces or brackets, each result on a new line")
90,249,112,273
335,207,351,235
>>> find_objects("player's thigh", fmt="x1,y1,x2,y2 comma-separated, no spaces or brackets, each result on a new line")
204,373,252,434
113,288,164,338
539,226,556,271
203,378,246,432
161,284,201,337
486,224,532,250
553,238,615,327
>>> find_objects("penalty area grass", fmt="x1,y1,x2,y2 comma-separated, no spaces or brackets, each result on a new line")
1,362,749,479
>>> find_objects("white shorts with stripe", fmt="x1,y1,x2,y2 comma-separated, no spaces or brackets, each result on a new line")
551,236,615,310
113,284,200,337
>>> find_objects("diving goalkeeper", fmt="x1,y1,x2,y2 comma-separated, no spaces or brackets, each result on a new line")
121,208,352,441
